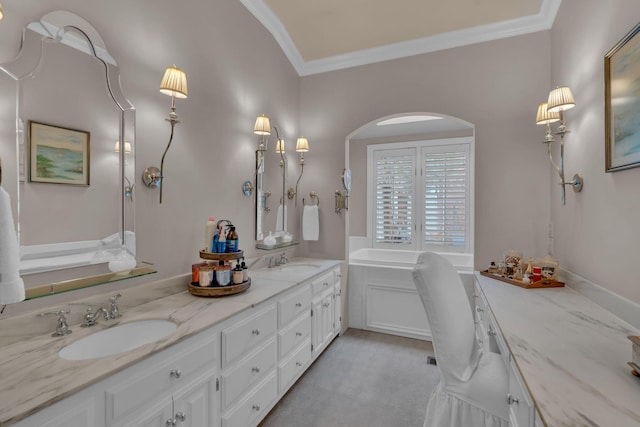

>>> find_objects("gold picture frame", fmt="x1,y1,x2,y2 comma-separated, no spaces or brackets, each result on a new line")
605,23,640,172
28,121,90,185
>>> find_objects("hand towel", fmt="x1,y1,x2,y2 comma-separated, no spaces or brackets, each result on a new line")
276,204,287,232
302,204,319,241
0,187,25,304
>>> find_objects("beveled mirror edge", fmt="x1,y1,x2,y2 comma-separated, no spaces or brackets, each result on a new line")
0,11,140,295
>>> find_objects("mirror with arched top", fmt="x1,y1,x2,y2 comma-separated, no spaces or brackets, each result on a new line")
0,11,147,297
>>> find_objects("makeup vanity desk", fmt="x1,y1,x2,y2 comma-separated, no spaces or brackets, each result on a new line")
474,272,640,427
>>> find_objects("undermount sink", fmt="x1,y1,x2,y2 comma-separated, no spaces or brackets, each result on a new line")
58,319,177,361
278,263,322,274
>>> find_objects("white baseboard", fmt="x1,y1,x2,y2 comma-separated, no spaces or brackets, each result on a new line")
561,268,640,330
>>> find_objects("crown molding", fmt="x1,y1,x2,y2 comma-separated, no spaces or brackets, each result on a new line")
240,0,561,76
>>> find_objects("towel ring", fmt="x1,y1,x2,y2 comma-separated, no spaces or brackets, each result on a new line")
302,191,319,206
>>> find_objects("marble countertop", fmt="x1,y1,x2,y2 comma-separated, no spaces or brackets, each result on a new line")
0,258,341,426
475,272,640,427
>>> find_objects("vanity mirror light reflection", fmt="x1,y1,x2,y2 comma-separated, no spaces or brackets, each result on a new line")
251,115,299,250
0,11,154,300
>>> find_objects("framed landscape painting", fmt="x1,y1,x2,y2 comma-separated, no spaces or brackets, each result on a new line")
605,23,640,172
28,121,90,185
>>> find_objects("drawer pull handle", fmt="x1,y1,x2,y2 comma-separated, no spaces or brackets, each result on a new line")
323,282,329,286
488,329,497,336
506,394,520,405
252,366,260,373
476,307,484,312
295,302,302,307
296,331,303,337
170,369,182,379
323,302,330,308
252,328,261,335
252,404,261,411
296,361,303,367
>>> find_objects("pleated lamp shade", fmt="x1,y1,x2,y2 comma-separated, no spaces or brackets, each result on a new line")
296,137,310,152
547,86,575,113
275,139,285,154
535,103,560,125
159,66,188,99
254,115,271,135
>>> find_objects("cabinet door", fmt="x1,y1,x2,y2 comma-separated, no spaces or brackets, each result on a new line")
124,369,218,427
173,371,218,427
320,292,334,346
507,360,534,427
333,282,342,334
311,296,323,355
124,405,171,427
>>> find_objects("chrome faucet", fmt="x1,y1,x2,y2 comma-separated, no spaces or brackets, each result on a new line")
81,293,122,327
109,293,122,319
81,307,109,327
275,252,288,266
40,309,72,337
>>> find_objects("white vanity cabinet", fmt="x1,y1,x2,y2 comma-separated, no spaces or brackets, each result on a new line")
12,326,221,427
473,279,537,427
333,269,342,335
7,261,344,427
277,284,312,393
220,303,278,426
311,269,339,357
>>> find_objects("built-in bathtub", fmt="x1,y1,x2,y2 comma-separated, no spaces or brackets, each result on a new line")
348,247,474,341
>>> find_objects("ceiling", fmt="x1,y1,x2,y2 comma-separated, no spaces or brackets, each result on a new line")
239,0,561,76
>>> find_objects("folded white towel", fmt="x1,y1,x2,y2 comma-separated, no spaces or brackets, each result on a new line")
0,187,25,304
302,205,319,241
276,204,287,232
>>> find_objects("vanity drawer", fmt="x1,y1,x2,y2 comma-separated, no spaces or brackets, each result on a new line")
222,338,277,410
312,271,334,295
279,339,311,392
278,285,311,328
279,311,311,359
222,372,277,427
222,304,277,368
105,335,217,426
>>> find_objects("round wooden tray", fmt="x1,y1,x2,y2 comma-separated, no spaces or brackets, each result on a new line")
188,278,251,297
199,250,244,261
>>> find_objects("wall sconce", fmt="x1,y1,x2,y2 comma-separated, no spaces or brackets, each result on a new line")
287,137,310,206
536,86,583,205
0,1,5,20
254,114,271,151
114,140,132,153
142,65,188,203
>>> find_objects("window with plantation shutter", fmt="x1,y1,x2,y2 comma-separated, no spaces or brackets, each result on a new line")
373,148,416,245
423,144,469,252
368,138,472,253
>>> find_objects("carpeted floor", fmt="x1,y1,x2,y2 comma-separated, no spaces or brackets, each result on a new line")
259,328,439,427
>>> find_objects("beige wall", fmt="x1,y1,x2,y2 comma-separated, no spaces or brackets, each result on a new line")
299,32,553,268
550,0,640,304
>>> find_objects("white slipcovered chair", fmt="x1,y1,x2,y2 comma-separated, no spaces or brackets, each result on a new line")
412,252,509,427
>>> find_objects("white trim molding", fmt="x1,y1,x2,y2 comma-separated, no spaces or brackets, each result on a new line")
239,0,561,76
